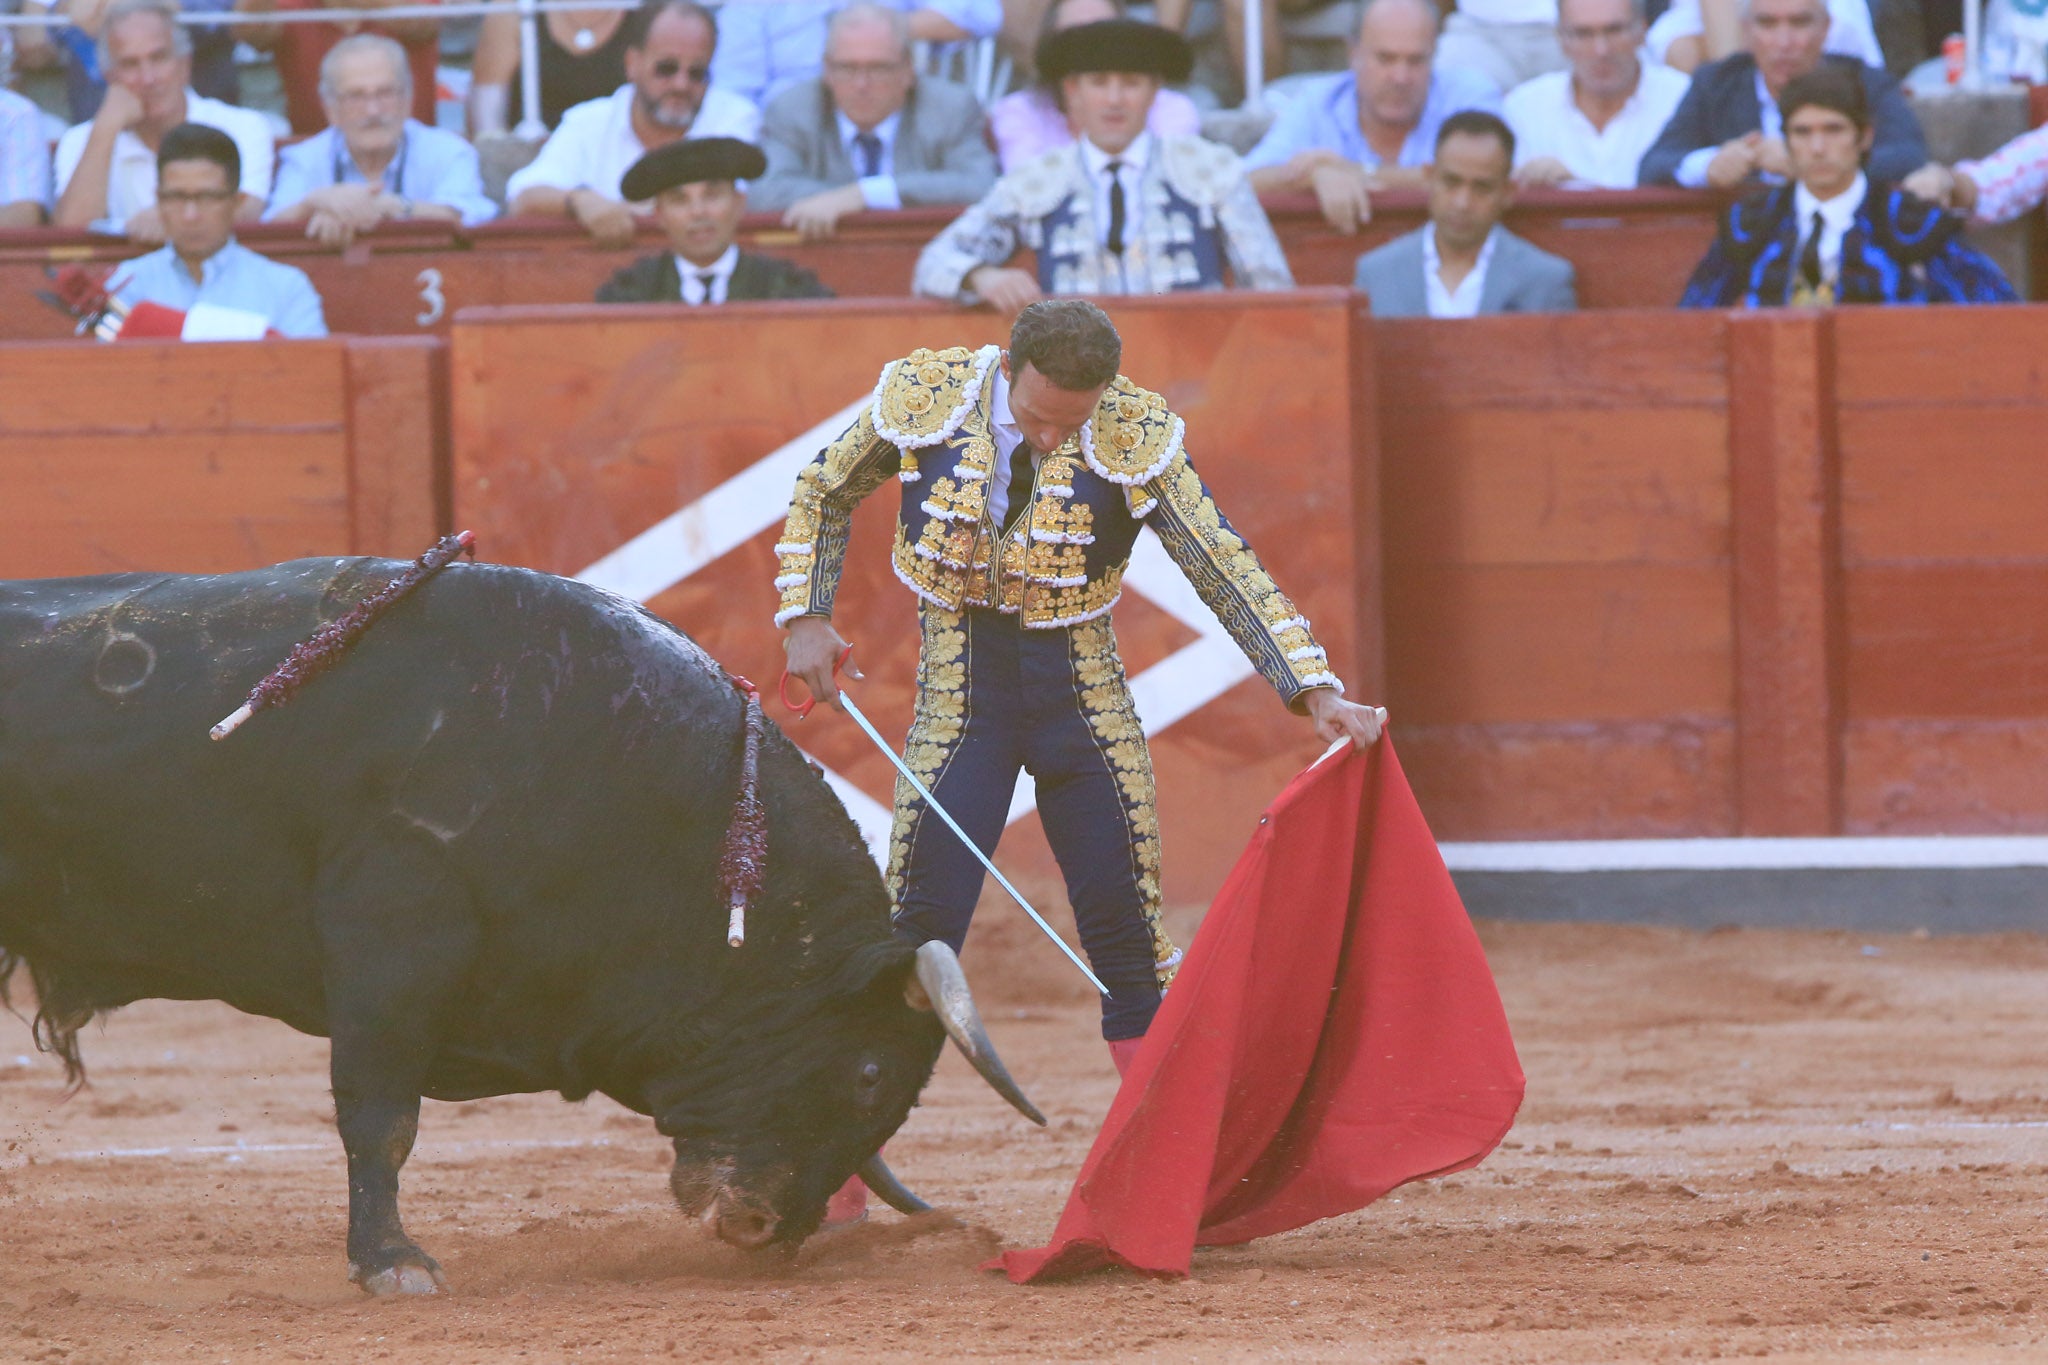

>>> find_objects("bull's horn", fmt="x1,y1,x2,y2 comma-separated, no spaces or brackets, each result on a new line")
857,1154,932,1215
907,940,1048,1127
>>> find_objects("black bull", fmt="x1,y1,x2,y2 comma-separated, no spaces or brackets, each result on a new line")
0,557,1041,1293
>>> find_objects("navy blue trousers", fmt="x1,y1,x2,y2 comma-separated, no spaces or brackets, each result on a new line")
887,604,1175,1041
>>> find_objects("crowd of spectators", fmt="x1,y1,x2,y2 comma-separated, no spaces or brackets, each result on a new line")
1,0,2041,327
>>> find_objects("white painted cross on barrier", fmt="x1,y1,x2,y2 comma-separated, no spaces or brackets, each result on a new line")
574,396,1254,865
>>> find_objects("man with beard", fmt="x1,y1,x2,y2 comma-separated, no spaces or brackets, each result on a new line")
266,34,497,247
507,0,760,248
594,137,833,303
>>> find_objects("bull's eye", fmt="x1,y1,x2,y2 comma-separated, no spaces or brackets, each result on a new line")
859,1062,882,1086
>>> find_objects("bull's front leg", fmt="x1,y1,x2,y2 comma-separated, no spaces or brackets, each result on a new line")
317,833,477,1295
332,1073,444,1295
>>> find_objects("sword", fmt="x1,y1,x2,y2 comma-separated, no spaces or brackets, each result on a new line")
780,647,1111,997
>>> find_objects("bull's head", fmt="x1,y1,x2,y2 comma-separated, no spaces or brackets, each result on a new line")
660,940,1041,1249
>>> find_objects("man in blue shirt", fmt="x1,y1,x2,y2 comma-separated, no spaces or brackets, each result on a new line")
267,34,497,246
110,122,327,338
1244,0,1499,233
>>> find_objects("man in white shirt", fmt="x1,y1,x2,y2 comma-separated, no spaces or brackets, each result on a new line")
1352,109,1578,315
506,0,762,248
1436,0,1565,93
53,0,274,241
749,3,996,241
1503,0,1688,187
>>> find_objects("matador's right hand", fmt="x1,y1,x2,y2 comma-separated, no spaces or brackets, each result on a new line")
783,616,863,713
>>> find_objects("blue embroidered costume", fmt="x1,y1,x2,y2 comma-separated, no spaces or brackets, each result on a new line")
774,345,1340,1040
1680,181,2017,308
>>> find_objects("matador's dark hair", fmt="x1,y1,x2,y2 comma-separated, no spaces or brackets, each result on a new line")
1776,63,1870,133
1008,299,1122,391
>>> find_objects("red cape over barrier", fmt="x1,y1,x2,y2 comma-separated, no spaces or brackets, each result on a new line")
993,737,1525,1283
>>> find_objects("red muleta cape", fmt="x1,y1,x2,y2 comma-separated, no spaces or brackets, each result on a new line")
993,737,1525,1282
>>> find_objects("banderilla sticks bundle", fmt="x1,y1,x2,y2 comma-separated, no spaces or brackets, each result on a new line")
716,674,769,949
209,531,477,741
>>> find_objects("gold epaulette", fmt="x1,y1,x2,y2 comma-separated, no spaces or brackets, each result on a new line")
1081,377,1183,487
871,345,1001,452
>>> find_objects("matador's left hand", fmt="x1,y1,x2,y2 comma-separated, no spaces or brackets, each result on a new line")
1303,687,1386,749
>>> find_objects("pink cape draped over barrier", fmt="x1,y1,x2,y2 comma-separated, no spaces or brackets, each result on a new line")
991,737,1526,1283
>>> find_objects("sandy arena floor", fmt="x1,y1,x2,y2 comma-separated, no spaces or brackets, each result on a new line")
3,920,2046,1362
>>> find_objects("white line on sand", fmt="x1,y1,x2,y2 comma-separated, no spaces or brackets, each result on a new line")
1439,836,2048,873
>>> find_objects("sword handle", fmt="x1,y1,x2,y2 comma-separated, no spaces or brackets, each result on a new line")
778,643,853,720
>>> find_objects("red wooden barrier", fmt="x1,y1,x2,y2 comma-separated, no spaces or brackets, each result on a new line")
7,295,2047,854
449,291,1370,911
0,335,441,577
1373,307,1738,839
1832,305,2048,832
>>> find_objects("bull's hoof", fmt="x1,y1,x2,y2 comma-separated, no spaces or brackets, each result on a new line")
349,1251,447,1297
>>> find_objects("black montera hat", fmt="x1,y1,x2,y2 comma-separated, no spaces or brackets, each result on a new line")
1036,18,1193,84
619,136,768,200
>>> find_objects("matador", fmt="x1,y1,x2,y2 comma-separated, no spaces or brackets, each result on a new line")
775,300,1386,1072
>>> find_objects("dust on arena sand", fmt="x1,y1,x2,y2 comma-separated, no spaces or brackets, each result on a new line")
3,919,2046,1363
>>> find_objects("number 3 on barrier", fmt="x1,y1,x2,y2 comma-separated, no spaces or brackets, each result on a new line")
415,268,446,327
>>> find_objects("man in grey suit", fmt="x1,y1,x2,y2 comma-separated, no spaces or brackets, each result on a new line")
750,1,997,241
1353,109,1577,317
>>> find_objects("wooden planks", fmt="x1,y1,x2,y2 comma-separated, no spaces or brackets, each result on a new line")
0,337,443,579
1830,306,2048,832
1726,311,1842,836
1374,308,1737,836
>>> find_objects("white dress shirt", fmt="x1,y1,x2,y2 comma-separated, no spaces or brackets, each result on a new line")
675,243,741,303
1646,0,1881,69
1502,63,1691,189
1423,223,1501,318
1794,170,1866,281
835,108,903,209
982,366,1031,530
55,90,274,230
1078,131,1149,249
505,82,762,205
1673,70,1795,189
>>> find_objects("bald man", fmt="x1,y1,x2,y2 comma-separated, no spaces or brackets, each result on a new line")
1244,0,1500,233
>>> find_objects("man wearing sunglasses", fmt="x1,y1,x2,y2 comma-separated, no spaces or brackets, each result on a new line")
507,0,761,248
107,122,328,338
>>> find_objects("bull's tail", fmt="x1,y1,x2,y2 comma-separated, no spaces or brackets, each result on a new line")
0,947,90,1091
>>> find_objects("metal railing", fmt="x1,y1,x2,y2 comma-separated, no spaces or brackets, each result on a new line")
6,0,1993,121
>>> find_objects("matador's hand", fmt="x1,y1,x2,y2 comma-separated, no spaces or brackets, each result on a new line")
1303,687,1385,749
783,615,863,712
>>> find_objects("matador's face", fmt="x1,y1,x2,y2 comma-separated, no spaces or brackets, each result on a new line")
1003,356,1111,454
